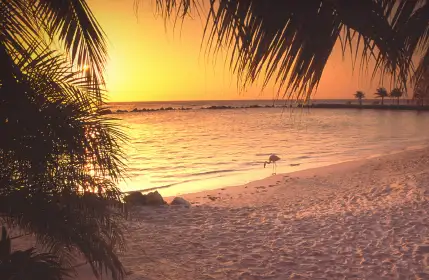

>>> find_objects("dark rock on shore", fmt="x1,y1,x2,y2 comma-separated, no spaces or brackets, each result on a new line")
99,109,113,115
203,105,235,110
123,191,144,204
127,107,192,113
124,191,166,206
170,197,191,207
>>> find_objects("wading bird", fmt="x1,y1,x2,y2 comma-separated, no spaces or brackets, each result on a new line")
264,154,280,175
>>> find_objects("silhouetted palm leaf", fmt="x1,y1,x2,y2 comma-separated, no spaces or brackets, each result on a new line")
0,32,126,280
0,227,68,280
392,2,429,99
145,0,416,101
0,0,107,101
388,2,429,82
34,0,108,98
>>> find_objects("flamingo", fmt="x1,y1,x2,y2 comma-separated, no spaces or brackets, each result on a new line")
264,154,280,175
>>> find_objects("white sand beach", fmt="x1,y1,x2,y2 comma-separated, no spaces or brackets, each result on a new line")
19,146,429,279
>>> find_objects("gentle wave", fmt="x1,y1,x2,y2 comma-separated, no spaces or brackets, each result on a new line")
116,105,429,196
292,155,312,160
255,153,274,156
190,169,236,176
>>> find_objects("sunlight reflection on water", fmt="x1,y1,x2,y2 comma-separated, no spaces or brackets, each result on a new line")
111,104,429,196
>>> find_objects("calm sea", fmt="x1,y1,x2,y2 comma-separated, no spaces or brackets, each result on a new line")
109,99,429,197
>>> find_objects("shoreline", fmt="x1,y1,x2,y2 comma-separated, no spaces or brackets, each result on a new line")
104,103,429,115
306,103,429,111
115,146,429,279
128,143,429,198
167,144,428,204
14,146,429,279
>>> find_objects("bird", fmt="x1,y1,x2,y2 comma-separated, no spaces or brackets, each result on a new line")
264,154,280,175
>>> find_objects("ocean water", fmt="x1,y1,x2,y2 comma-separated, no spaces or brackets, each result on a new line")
109,100,429,197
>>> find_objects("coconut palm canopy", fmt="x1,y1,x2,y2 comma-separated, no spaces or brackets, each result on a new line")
0,0,126,279
390,88,403,98
374,87,389,104
390,87,404,104
145,0,429,101
375,87,389,97
354,91,365,99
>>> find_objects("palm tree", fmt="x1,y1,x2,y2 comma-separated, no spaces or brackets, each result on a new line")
1,1,126,279
354,91,365,106
374,87,388,105
148,0,429,101
390,88,403,105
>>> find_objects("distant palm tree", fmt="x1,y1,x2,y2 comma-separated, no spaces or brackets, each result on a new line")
390,88,403,105
374,87,389,105
0,1,126,279
354,91,365,105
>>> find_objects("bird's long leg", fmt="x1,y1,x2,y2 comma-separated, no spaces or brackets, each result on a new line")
275,162,277,174
272,162,275,175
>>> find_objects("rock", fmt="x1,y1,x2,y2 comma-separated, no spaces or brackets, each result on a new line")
170,197,191,207
124,191,166,206
123,191,145,205
99,109,113,115
145,191,166,206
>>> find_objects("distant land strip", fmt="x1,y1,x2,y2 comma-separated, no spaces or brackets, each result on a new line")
101,103,429,115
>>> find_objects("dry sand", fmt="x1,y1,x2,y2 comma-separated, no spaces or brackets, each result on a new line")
17,147,429,279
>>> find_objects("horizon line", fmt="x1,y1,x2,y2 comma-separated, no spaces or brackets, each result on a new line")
107,97,414,103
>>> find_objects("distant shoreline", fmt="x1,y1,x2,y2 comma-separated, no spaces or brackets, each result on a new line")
304,103,429,111
102,103,429,114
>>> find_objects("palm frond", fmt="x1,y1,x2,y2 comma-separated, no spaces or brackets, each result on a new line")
0,226,68,280
389,1,429,81
1,1,126,279
0,190,125,279
145,0,412,101
0,41,126,279
27,0,108,101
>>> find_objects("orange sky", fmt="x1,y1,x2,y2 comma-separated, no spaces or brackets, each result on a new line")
91,0,403,102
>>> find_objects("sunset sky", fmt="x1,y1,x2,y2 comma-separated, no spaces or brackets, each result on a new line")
91,0,398,102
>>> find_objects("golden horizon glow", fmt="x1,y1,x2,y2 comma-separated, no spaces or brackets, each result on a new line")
90,0,411,102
